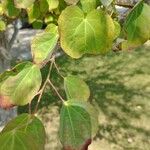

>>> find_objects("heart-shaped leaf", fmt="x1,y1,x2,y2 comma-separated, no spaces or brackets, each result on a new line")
59,101,91,150
64,75,90,101
68,100,98,137
80,0,96,12
0,131,39,150
59,100,98,150
58,6,116,58
0,62,42,108
123,1,150,50
0,113,46,150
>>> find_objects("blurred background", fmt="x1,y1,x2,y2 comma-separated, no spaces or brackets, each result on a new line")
0,0,150,149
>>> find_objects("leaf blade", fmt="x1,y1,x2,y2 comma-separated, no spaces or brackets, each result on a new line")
64,75,90,101
58,6,116,58
0,62,42,108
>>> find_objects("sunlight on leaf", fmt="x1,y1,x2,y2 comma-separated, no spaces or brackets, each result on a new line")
123,1,150,50
31,24,59,65
64,75,90,101
58,6,116,58
0,62,42,108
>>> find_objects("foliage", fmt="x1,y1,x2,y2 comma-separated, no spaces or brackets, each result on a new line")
0,0,150,149
0,113,46,150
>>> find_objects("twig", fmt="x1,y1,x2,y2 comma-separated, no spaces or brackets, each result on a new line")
47,79,65,103
114,1,135,8
28,103,32,114
34,59,54,113
8,20,19,50
115,3,134,8
53,59,64,78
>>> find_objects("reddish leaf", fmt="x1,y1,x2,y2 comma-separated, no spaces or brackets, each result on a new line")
0,95,14,109
64,139,92,150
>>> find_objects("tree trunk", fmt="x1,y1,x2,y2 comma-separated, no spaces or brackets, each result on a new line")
0,31,11,72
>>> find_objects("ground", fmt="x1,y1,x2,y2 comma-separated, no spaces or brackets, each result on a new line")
18,42,150,150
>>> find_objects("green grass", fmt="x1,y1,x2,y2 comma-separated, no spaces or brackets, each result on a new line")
18,44,150,150
57,45,150,150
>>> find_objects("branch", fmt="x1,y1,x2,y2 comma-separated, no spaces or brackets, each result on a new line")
114,0,136,8
53,58,64,78
47,79,65,103
8,20,19,50
34,59,54,113
115,3,134,8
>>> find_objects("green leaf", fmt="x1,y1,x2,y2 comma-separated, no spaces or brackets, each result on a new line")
1,113,46,150
31,25,59,64
0,62,42,108
0,114,45,150
59,100,92,150
47,0,59,11
64,75,90,101
32,20,43,29
0,131,39,150
58,0,67,12
80,0,96,12
44,14,55,24
68,100,99,137
27,2,41,23
100,0,113,7
14,0,35,8
0,4,3,15
113,20,121,39
58,6,116,58
45,23,58,33
0,20,6,31
123,2,150,50
2,0,20,18
40,0,49,14
64,0,79,5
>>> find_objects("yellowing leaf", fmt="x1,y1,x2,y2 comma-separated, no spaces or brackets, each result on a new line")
0,20,6,31
80,0,96,12
64,0,79,5
114,20,121,40
123,2,150,50
31,25,59,65
0,62,42,108
47,0,59,11
0,4,3,15
14,0,35,8
58,6,116,58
